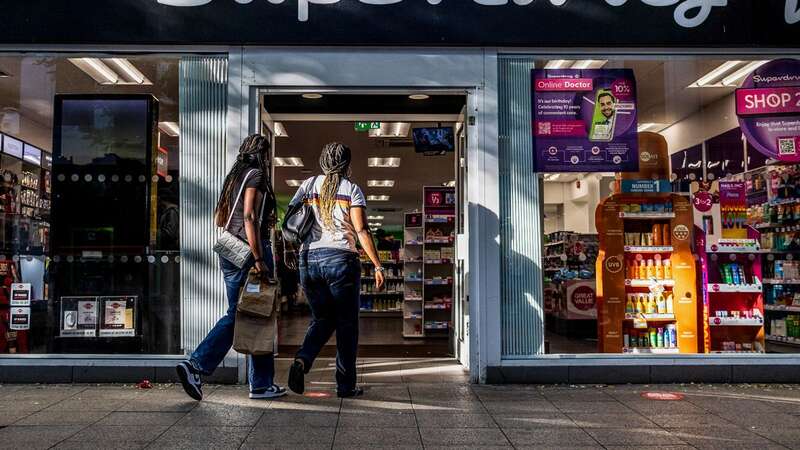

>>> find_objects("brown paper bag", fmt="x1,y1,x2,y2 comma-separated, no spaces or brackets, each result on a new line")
233,270,279,355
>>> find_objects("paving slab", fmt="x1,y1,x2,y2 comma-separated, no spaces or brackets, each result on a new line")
502,427,599,446
333,427,423,446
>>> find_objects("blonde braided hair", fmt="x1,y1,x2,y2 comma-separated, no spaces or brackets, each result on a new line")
318,142,352,231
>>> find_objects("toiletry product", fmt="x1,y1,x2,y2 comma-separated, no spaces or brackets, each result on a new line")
655,260,663,279
646,259,655,278
649,328,657,348
652,223,662,246
664,260,672,279
666,294,674,314
639,260,647,279
656,293,666,314
636,294,646,314
626,295,635,314
656,328,664,348
623,333,630,348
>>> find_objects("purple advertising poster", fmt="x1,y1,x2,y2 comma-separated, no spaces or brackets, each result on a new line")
532,69,639,173
737,59,800,162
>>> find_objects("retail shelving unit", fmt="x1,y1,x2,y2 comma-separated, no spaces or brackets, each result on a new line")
422,186,455,338
543,231,599,336
692,180,766,354
402,212,424,337
742,164,800,353
596,193,699,353
360,249,404,317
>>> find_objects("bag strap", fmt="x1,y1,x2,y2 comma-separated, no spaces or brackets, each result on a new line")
304,176,319,203
224,169,257,230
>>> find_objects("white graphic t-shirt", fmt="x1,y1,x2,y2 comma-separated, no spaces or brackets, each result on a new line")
289,176,367,253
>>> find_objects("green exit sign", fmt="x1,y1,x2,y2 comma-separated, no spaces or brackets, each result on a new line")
355,121,381,131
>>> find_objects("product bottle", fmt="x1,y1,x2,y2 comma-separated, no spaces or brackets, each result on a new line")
662,223,671,246
655,260,664,280
638,260,647,280
626,295,635,314
649,328,657,348
657,328,664,348
636,294,646,314
652,223,662,246
646,293,656,314
664,260,672,279
646,259,655,279
628,261,637,280
623,333,630,348
666,294,674,314
656,293,666,314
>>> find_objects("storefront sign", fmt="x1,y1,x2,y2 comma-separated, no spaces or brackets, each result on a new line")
2,1,798,47
10,283,31,307
621,180,671,193
9,307,30,331
737,59,800,162
532,69,639,172
566,282,597,320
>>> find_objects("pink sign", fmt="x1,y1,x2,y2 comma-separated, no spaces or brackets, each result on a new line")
736,86,800,116
535,120,587,137
693,190,713,213
535,78,594,92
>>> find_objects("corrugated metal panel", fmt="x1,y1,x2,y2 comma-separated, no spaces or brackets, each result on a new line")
498,56,545,357
179,56,229,353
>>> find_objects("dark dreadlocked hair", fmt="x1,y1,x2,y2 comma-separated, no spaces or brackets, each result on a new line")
214,134,277,228
318,142,352,231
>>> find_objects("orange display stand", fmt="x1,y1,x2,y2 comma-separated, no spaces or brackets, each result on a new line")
595,133,699,353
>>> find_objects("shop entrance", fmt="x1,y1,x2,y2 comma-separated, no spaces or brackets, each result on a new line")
258,91,469,359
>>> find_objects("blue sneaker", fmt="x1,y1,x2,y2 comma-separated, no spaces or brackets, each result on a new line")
250,384,287,399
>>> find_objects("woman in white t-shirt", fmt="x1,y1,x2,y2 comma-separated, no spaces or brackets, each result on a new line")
284,142,384,398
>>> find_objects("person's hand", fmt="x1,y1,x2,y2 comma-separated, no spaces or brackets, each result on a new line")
284,250,298,271
255,260,269,275
375,268,386,291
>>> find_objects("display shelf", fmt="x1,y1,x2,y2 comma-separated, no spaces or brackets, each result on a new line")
710,350,765,354
360,310,403,317
360,292,404,296
625,279,675,287
754,222,800,230
424,259,452,264
405,241,423,246
404,314,423,320
403,333,425,338
404,297,423,302
624,246,674,253
706,283,763,293
619,212,676,220
708,317,765,326
766,335,800,346
624,313,675,320
362,260,402,265
424,239,452,244
622,347,680,354
424,324,449,330
706,239,761,253
763,279,800,285
362,276,404,281
544,241,565,247
424,279,452,285
404,278,423,283
765,304,800,312
424,304,451,310
758,249,800,254
545,254,566,259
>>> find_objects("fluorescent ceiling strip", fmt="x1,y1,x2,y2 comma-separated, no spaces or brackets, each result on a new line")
693,61,742,87
105,58,151,85
721,60,769,86
571,60,608,69
274,122,289,137
285,179,304,187
158,121,180,137
367,195,390,201
68,58,119,84
274,157,304,167
367,157,401,168
368,215,384,220
367,180,395,187
369,122,411,138
369,222,383,227
544,60,570,69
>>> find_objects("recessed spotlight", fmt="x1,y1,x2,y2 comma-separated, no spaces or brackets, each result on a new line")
367,195,390,202
285,179,304,187
368,215,385,220
409,94,429,100
368,180,395,188
302,93,323,99
367,157,401,168
274,157,304,167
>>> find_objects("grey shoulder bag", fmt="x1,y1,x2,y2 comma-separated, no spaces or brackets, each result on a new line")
213,169,267,268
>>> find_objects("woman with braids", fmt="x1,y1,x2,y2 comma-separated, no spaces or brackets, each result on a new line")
284,142,384,398
176,134,286,401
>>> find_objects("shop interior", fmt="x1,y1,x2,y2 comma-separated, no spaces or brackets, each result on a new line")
0,54,181,354
262,93,465,357
540,57,799,356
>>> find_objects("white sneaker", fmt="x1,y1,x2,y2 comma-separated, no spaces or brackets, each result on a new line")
250,384,288,399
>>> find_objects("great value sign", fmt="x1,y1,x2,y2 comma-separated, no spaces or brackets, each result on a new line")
1,0,798,47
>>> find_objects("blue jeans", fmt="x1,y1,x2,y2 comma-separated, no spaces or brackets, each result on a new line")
191,244,275,392
296,248,361,392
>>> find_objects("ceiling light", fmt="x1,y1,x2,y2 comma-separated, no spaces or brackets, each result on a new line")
544,60,570,69
409,94,429,100
722,60,769,87
444,180,456,187
544,174,562,181
368,215,385,220
105,58,151,85
368,180,395,188
302,93,323,99
274,122,289,138
274,157,304,167
367,157,401,168
369,222,383,228
571,60,608,69
637,123,667,133
158,121,180,137
367,195,390,202
0,71,11,78
368,122,411,138
69,58,119,84
691,61,742,87
285,179,304,187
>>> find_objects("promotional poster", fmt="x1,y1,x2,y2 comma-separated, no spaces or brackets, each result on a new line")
532,69,639,172
737,58,800,162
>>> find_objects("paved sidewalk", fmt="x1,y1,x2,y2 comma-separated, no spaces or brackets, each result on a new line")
0,358,799,449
